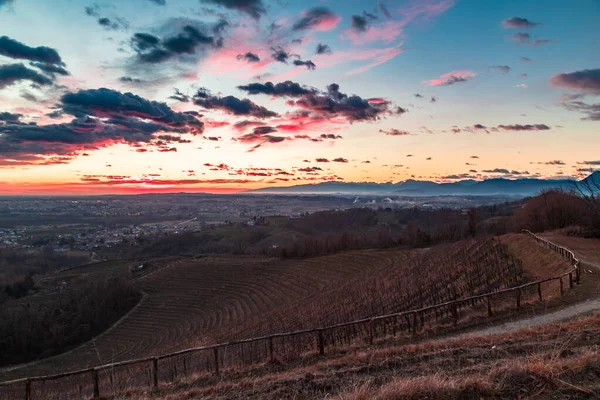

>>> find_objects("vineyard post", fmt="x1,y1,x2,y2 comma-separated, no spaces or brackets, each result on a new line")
317,330,325,355
92,369,100,398
576,262,581,284
213,347,220,377
369,319,374,345
412,312,417,334
516,288,521,309
487,295,492,317
152,358,159,389
25,379,31,400
537,282,542,302
269,337,274,361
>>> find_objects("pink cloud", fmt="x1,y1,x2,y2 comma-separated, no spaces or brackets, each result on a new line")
340,0,454,45
312,14,342,31
398,0,455,21
423,70,475,86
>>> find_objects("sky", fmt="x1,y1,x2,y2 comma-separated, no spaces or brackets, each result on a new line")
0,0,599,195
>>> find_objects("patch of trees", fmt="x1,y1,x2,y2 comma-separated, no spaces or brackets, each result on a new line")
511,189,598,236
0,275,140,366
0,248,89,298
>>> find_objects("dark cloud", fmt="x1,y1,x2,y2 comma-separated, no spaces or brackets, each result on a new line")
520,56,533,63
292,7,338,31
320,134,342,140
483,168,529,175
0,36,64,66
532,160,565,165
236,52,260,63
0,88,206,166
0,111,22,122
315,158,329,163
497,124,550,131
271,47,292,63
332,157,348,163
97,17,129,31
131,24,222,64
550,69,600,94
0,63,54,88
379,3,391,19
168,88,190,102
316,43,332,55
351,15,369,32
293,59,316,70
379,129,411,136
119,76,144,84
473,124,487,130
442,75,470,86
148,0,166,4
502,17,540,29
237,81,316,97
60,87,204,133
563,100,600,121
578,160,600,165
252,126,277,135
30,62,70,76
193,88,277,118
85,5,100,16
490,65,510,74
202,0,265,20
288,83,399,122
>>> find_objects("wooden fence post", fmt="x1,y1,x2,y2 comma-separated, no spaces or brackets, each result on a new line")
412,312,417,334
213,347,220,377
369,320,374,345
569,272,574,289
537,282,543,302
92,369,100,398
559,277,564,296
269,337,274,361
487,296,492,316
25,379,31,400
516,289,521,309
317,330,325,355
152,358,159,389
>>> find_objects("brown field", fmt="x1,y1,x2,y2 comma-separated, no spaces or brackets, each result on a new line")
0,233,589,399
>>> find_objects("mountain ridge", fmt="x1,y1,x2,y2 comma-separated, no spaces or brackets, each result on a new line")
243,174,599,196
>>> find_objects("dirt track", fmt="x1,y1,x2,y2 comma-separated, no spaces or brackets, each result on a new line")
458,234,600,338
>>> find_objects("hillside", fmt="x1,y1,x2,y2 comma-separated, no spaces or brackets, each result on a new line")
3,231,598,400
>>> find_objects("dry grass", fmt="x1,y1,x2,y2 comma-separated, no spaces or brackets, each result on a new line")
115,313,600,400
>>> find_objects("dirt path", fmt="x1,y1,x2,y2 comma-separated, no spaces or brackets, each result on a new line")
456,235,600,338
458,297,600,338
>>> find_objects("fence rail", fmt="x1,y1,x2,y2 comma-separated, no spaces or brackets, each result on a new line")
0,231,581,400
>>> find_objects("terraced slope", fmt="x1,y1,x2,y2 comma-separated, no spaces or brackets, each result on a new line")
0,249,409,381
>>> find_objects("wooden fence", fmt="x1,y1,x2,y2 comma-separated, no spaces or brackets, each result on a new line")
0,231,581,400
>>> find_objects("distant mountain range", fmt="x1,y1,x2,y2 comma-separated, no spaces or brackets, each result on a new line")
246,172,600,197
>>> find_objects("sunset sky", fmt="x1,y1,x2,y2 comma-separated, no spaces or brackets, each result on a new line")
0,0,599,194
